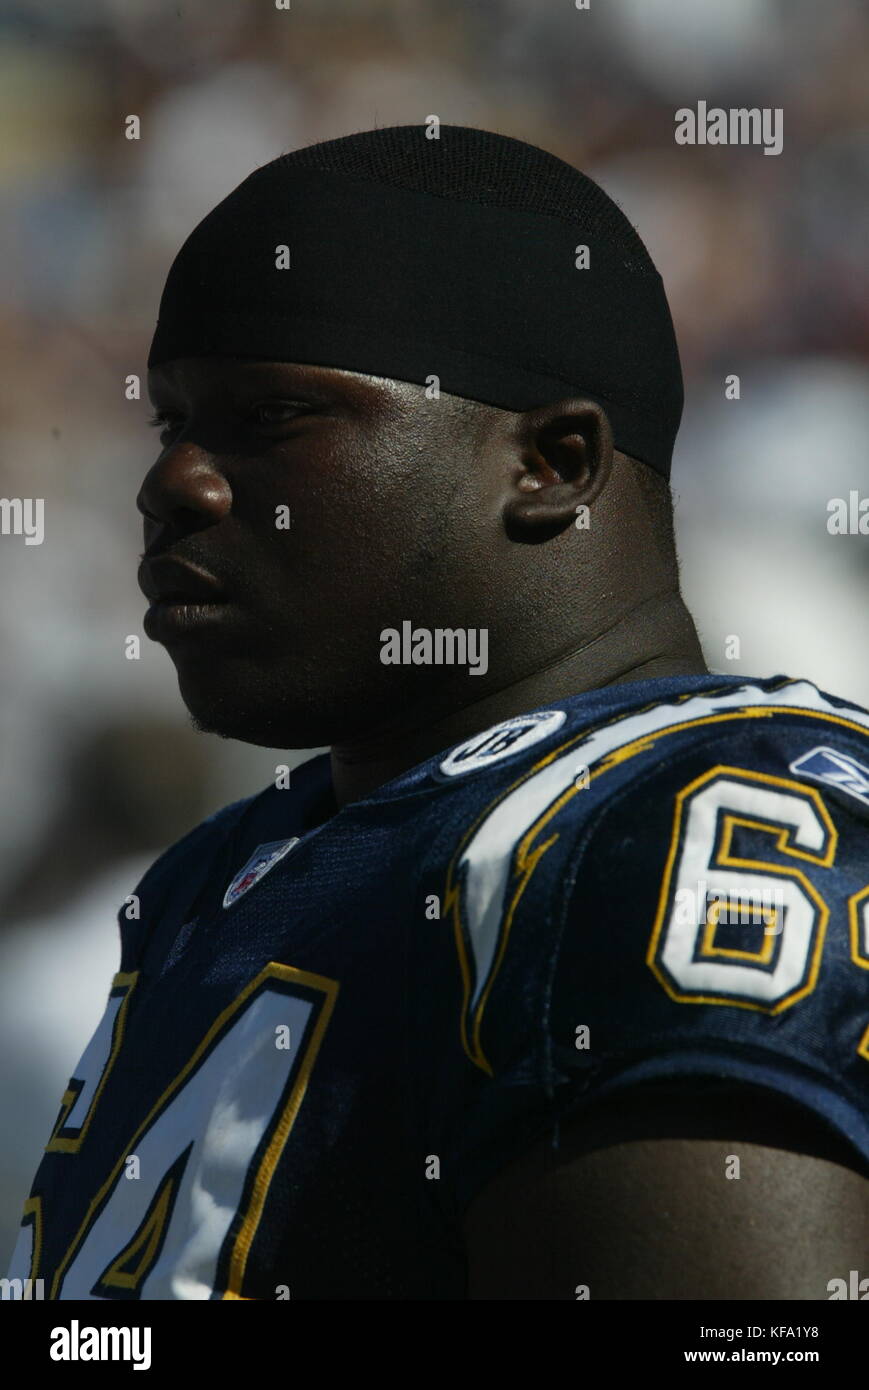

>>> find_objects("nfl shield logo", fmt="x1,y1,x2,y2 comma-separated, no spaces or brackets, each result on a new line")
222,838,299,909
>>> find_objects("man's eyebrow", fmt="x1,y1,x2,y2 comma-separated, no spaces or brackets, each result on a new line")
147,364,342,402
229,364,334,392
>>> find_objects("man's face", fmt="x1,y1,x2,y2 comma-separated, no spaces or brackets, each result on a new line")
138,358,499,748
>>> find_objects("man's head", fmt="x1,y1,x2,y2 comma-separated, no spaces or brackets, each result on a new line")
138,126,686,750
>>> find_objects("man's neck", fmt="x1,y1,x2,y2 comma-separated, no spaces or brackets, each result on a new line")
329,590,707,808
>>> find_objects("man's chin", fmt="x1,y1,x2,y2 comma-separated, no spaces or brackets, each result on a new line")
175,664,399,750
179,679,333,750
185,701,303,749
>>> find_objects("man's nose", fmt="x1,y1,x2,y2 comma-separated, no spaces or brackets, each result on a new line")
136,440,232,532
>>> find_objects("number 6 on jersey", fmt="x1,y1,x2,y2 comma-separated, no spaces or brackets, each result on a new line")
648,766,836,1012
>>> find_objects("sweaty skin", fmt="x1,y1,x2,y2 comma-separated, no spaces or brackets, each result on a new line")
139,357,706,808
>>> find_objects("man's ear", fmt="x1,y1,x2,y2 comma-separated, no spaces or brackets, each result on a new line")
504,397,614,540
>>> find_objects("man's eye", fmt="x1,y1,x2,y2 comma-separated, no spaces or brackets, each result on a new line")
146,401,310,441
250,401,308,427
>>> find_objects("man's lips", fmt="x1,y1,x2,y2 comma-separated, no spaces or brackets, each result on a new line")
138,554,228,605
139,555,239,643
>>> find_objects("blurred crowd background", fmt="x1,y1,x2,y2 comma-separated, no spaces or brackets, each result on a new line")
1,0,867,1270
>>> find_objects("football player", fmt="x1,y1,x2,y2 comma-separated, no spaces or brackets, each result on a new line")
9,125,869,1300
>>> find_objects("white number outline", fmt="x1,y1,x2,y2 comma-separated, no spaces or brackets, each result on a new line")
47,972,138,1153
848,885,869,1060
648,766,837,1013
49,961,338,1300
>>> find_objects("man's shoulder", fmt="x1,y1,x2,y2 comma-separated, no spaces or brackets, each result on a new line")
445,675,869,1202
550,671,869,842
442,673,869,1062
437,673,869,850
446,672,869,833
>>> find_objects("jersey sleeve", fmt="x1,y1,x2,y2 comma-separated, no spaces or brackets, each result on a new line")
546,719,869,1166
445,712,869,1213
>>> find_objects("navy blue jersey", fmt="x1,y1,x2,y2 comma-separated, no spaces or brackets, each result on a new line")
8,673,869,1299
